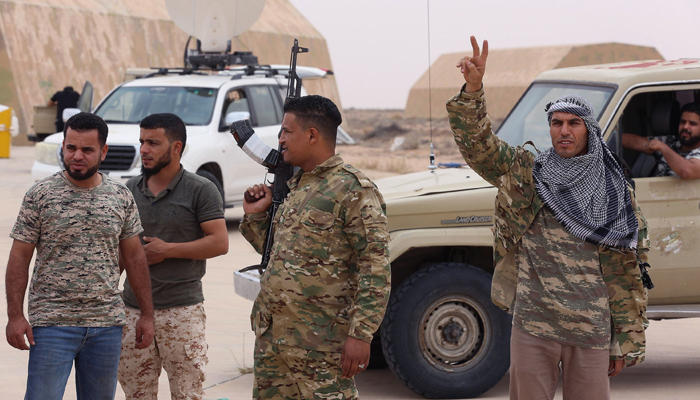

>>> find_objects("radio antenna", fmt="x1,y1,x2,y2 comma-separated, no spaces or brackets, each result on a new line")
426,0,436,173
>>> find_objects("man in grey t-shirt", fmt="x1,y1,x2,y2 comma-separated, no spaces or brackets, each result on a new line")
623,102,700,179
118,113,228,400
6,112,154,400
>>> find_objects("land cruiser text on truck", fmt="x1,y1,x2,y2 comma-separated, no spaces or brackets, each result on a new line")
235,59,700,399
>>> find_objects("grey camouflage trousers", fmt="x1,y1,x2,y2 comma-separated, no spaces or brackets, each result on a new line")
118,303,208,400
254,330,358,400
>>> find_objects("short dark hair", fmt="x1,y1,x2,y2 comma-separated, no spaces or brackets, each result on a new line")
140,113,187,155
63,112,108,147
681,102,700,119
283,95,341,144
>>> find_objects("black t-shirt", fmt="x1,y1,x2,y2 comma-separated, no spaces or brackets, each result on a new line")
51,89,80,120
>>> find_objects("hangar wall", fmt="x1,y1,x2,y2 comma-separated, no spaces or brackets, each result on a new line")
405,43,664,127
0,0,337,145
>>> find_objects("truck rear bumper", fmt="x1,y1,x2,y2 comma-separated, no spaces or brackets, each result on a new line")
28,134,51,142
234,269,261,301
647,304,700,320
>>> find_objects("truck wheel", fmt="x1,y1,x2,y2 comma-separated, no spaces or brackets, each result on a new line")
381,262,512,399
196,170,225,206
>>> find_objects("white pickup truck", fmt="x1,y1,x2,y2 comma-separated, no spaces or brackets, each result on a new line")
31,66,353,207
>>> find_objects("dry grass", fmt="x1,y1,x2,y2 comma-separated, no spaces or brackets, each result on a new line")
338,109,466,179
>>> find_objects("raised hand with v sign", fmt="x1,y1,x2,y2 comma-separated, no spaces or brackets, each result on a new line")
456,36,489,93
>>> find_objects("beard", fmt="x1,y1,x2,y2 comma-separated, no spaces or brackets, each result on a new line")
63,158,101,181
141,147,173,177
679,131,700,147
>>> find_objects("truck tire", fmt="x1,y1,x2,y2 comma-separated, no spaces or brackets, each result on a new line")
381,262,512,399
196,170,225,206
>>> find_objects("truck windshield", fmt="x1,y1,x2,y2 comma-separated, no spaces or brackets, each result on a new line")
497,82,615,151
94,86,218,125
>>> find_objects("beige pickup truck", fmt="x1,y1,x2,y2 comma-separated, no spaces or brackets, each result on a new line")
235,59,700,399
374,59,700,398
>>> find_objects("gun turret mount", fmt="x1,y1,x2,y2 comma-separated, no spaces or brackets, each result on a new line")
185,39,259,70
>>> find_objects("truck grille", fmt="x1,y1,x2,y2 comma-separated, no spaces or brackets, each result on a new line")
100,145,137,171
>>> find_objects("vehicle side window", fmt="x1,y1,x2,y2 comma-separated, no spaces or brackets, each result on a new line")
249,86,280,127
220,89,250,127
271,88,283,121
96,87,217,125
99,90,138,121
618,88,700,178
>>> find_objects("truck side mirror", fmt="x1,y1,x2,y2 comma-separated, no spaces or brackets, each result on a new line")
62,108,81,122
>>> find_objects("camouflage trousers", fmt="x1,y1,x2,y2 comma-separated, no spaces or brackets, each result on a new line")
118,303,208,400
254,331,358,400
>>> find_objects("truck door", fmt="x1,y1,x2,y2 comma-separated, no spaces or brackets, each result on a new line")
608,84,700,305
78,81,94,112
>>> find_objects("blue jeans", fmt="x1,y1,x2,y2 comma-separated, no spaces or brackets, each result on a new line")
25,326,123,400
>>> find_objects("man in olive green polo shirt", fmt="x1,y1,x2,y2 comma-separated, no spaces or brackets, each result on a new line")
117,113,229,400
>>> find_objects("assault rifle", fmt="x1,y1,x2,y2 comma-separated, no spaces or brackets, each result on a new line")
231,38,309,273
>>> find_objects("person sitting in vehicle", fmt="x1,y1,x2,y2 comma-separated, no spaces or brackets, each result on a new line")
622,102,700,179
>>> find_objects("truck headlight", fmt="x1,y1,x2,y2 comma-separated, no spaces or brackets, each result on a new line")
35,142,60,166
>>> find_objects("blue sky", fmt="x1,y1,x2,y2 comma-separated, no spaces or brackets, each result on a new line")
289,0,700,109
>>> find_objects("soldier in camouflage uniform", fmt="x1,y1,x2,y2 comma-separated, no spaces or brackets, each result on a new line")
240,95,391,400
5,112,154,400
447,37,649,400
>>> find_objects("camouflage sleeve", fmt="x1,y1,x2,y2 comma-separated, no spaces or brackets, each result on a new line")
344,185,391,343
239,212,270,255
10,189,41,244
601,186,649,368
446,85,516,186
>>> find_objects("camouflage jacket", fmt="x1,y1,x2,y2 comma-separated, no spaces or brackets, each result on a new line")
240,154,391,352
446,87,649,367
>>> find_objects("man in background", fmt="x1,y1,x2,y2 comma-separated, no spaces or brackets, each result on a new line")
48,86,80,133
622,102,700,178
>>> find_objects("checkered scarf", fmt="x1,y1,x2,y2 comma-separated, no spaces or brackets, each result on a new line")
532,95,638,250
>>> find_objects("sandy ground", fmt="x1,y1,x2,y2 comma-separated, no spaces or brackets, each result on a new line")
1,146,700,400
337,109,467,178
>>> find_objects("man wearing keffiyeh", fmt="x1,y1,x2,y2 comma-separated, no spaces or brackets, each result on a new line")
446,36,650,400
